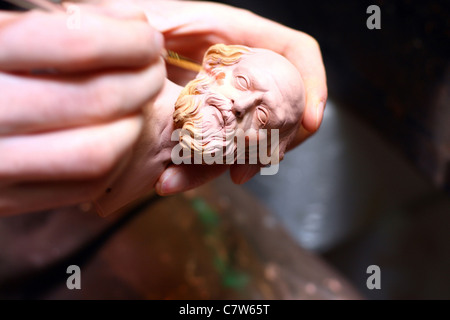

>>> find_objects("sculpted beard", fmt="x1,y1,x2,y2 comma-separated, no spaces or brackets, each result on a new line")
173,74,237,161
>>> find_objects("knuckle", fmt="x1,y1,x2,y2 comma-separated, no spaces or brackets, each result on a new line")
304,34,321,51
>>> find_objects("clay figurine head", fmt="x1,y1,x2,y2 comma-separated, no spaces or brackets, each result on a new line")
173,44,305,164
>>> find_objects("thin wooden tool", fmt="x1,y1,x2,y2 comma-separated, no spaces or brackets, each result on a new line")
162,49,202,73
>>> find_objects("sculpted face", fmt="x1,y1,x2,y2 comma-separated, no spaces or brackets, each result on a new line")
208,48,304,134
173,44,305,163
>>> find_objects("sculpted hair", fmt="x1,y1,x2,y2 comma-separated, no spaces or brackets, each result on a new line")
203,44,252,74
173,74,208,127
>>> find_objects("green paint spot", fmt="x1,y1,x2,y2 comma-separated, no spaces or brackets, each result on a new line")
191,197,249,290
213,256,227,274
191,197,219,227
214,256,249,289
223,270,249,288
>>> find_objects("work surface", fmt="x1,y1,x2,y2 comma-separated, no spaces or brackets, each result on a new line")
0,175,360,299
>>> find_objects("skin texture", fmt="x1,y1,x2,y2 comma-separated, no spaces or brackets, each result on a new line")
0,3,166,215
95,79,181,215
0,0,326,216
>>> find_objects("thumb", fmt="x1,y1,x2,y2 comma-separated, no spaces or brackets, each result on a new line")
155,164,229,195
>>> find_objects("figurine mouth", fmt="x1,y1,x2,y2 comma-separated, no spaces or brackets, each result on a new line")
204,94,234,130
175,89,237,159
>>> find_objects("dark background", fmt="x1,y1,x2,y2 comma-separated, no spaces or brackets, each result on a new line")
214,0,449,299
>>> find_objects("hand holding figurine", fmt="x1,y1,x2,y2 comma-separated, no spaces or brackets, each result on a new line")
139,0,327,193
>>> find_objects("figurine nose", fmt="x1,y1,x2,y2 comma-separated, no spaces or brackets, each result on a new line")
231,93,263,119
232,98,251,119
232,103,245,119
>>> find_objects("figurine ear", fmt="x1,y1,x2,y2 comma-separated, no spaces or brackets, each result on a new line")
202,60,214,75
202,65,211,74
202,63,225,81
214,71,226,80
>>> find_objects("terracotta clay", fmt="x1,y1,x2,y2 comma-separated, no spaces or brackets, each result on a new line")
173,44,305,163
96,44,305,215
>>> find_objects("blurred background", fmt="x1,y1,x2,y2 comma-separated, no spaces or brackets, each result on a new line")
0,0,448,300
216,0,450,299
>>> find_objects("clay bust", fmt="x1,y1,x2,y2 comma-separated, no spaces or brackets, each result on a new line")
173,44,305,164
96,44,305,215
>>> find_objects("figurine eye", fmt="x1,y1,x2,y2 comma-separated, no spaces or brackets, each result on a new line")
235,75,250,90
256,106,269,126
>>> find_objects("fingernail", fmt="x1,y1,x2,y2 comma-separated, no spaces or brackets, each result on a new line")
315,101,325,129
154,32,164,51
159,168,188,195
155,180,162,194
93,200,107,217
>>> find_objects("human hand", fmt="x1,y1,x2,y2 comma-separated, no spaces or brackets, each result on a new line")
140,0,327,194
0,4,165,215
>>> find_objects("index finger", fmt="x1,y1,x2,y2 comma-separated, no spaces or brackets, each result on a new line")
0,8,164,72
